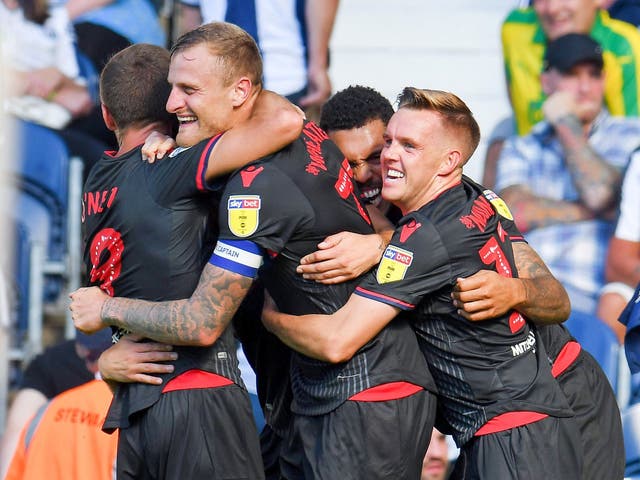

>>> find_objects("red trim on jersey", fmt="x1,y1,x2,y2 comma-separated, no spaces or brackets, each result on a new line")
196,133,223,191
474,411,549,436
551,341,581,378
161,369,233,393
355,287,415,309
348,382,423,401
510,235,526,242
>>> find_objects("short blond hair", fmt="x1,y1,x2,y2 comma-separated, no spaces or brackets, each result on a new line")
171,21,263,88
397,87,481,164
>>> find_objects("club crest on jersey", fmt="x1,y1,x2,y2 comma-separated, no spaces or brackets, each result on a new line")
377,245,413,284
483,189,513,221
228,195,261,237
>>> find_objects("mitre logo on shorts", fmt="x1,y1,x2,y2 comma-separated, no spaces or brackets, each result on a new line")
228,195,261,237
483,189,514,221
377,245,413,284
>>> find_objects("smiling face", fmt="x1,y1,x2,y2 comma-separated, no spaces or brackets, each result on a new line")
329,118,390,214
381,108,456,214
533,0,600,40
166,43,236,147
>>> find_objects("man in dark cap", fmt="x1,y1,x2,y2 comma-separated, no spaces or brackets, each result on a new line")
493,36,635,479
496,33,640,316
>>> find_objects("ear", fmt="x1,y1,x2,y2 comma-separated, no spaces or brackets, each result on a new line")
101,103,117,132
230,77,253,107
439,149,462,176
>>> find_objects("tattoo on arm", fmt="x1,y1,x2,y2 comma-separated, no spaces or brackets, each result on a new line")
103,265,254,345
513,242,570,324
555,115,621,212
502,186,593,232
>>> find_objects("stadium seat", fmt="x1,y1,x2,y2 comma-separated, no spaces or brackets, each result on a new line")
75,49,99,104
1,118,84,345
564,310,620,389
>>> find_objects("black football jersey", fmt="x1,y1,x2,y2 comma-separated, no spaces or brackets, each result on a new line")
211,122,436,431
356,176,572,446
82,137,242,429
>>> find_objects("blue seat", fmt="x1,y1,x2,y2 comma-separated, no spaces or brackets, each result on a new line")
10,119,70,265
75,49,99,104
564,310,620,389
2,117,84,345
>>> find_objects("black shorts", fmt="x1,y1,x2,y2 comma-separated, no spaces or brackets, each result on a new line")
557,350,624,480
116,384,264,480
260,423,305,480
450,415,583,479
293,389,436,480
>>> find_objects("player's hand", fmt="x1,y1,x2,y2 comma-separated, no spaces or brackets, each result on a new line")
69,286,109,333
452,270,518,321
260,290,281,333
142,131,176,163
297,232,385,284
542,91,578,127
98,334,177,385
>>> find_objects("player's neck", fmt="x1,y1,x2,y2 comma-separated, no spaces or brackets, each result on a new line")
116,122,173,157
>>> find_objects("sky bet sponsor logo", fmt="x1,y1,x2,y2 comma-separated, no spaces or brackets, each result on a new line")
383,247,412,265
377,245,414,284
228,195,261,237
228,197,261,209
511,331,536,357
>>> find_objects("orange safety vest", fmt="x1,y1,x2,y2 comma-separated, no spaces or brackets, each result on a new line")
6,379,117,480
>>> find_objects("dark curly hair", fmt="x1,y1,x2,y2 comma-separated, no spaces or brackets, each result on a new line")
320,85,394,132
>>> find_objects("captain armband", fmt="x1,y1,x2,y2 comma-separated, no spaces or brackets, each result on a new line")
209,240,264,278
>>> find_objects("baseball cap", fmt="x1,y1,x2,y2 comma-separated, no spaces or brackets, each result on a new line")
76,328,113,362
543,33,604,73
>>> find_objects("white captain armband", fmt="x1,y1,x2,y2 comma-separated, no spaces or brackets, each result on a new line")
209,240,264,278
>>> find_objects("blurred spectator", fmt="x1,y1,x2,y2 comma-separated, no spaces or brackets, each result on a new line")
606,0,640,27
175,0,339,115
597,151,640,342
1,0,115,172
5,330,116,480
483,0,640,188
0,329,112,478
421,428,450,480
5,379,116,480
319,85,402,224
61,0,166,71
495,34,640,315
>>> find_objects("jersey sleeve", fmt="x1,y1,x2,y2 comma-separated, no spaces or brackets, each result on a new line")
149,135,225,205
478,187,527,244
355,215,452,310
211,162,314,276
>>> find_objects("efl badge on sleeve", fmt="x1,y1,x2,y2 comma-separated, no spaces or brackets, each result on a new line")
483,189,514,221
228,195,261,237
377,245,413,284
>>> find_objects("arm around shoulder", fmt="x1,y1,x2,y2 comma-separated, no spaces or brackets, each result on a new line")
204,90,304,180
